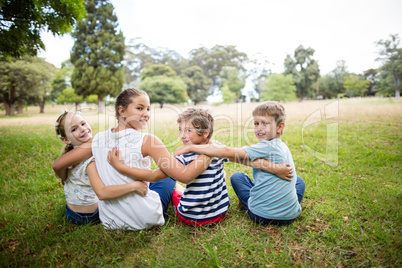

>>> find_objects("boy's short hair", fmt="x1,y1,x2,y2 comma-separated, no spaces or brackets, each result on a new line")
252,101,287,125
177,107,214,139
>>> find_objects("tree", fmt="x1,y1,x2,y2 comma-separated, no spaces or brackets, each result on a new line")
315,60,348,99
139,76,188,108
343,75,370,97
220,84,236,104
124,38,188,87
189,45,248,96
0,57,54,115
57,88,83,110
284,45,320,101
363,69,380,96
376,34,402,100
0,0,86,59
51,61,74,102
220,67,246,102
141,64,177,80
260,73,297,102
70,0,125,113
138,64,188,108
247,53,271,100
181,66,211,105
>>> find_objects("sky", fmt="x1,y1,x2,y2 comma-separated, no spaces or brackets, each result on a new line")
39,0,402,76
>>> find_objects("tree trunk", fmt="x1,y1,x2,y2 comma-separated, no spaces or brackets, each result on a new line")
98,95,105,113
39,102,45,113
17,100,23,114
159,103,164,109
393,75,400,100
4,101,10,115
3,86,16,115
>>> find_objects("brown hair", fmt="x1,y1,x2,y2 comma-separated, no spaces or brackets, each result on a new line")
55,111,74,156
177,107,214,140
115,88,148,120
252,101,287,125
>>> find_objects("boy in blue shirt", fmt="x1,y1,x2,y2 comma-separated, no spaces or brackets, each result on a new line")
175,101,305,225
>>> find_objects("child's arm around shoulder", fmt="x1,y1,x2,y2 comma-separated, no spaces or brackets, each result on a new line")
52,139,93,181
107,147,168,182
176,142,293,181
174,143,247,159
142,134,211,184
86,161,148,200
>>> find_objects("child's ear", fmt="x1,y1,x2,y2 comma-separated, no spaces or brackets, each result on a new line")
203,129,210,139
277,122,285,134
118,105,125,118
61,137,71,145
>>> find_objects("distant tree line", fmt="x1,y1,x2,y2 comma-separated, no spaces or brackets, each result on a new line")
1,0,401,115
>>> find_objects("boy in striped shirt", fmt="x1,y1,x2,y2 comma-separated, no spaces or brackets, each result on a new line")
175,102,305,226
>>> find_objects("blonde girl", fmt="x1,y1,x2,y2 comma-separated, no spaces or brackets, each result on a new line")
52,110,149,225
53,110,99,224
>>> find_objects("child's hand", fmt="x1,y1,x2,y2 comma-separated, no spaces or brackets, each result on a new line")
107,147,124,171
174,145,190,156
130,181,148,197
276,163,294,181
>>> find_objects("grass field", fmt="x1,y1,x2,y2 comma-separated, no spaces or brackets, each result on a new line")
0,98,401,267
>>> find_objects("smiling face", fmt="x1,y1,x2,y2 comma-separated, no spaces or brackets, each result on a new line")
178,121,209,145
253,115,284,141
63,113,92,146
119,94,150,130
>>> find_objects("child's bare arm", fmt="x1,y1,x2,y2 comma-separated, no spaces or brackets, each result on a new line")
107,147,168,182
86,162,148,200
52,140,92,181
176,143,293,181
241,159,293,181
142,135,212,184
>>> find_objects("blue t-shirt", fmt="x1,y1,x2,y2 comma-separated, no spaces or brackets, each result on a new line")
243,139,301,220
175,153,230,221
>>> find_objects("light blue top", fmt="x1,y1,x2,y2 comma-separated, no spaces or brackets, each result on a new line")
243,139,301,220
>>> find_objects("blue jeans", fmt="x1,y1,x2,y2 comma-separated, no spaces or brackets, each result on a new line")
230,172,306,226
65,204,100,225
150,177,176,214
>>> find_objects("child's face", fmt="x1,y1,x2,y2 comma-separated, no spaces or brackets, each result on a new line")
253,115,282,141
121,94,150,130
178,121,209,145
64,113,92,146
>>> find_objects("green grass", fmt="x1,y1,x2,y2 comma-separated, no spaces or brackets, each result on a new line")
0,99,401,267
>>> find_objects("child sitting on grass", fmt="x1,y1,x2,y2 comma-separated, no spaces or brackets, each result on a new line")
108,107,293,226
175,101,305,226
52,110,99,224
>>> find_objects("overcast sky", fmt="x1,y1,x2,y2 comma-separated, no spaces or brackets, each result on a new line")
39,0,402,75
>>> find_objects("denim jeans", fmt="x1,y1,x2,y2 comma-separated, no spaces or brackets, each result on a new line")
150,177,176,214
230,172,306,226
65,204,100,225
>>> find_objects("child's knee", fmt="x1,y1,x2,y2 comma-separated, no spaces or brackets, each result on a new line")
230,172,244,182
296,176,306,190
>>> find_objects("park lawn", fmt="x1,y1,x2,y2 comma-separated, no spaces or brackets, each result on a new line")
0,99,401,267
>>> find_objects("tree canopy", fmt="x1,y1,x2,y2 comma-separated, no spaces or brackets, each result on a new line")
70,0,125,112
259,73,297,102
181,66,211,105
284,45,320,101
376,34,402,100
0,57,55,115
0,0,86,59
138,64,188,108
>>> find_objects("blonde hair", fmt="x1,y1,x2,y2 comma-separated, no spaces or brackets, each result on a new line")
177,107,214,140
